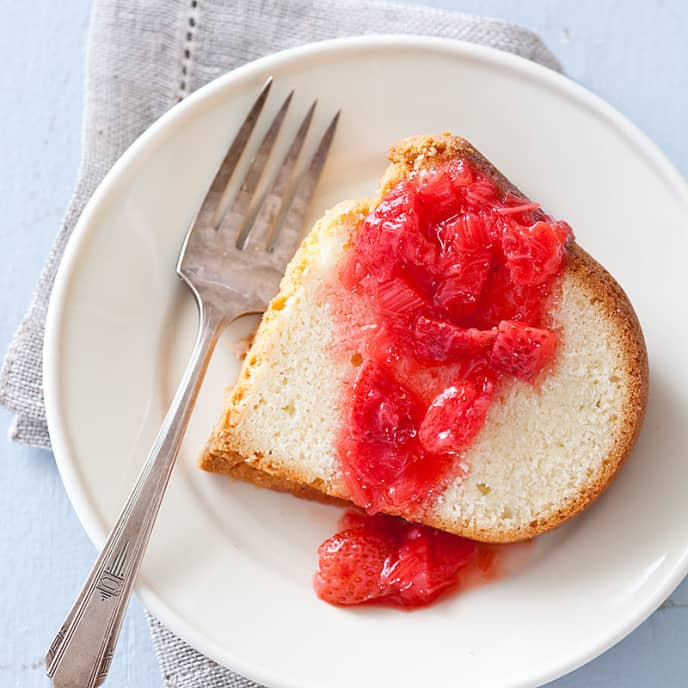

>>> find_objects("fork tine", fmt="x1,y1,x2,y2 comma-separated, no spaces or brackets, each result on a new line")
227,90,294,243
239,100,317,250
204,77,273,227
269,110,340,262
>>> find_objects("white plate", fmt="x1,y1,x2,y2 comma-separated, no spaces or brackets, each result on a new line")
44,36,688,688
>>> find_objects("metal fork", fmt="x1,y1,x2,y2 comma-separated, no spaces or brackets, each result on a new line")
45,78,339,688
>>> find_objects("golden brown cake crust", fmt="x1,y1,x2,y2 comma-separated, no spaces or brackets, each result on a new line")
200,134,649,543
383,134,525,201
215,458,349,507
420,241,648,542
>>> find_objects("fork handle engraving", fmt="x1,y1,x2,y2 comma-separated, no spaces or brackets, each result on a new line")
46,303,227,688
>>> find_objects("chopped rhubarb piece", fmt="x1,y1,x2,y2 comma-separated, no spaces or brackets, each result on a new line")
417,167,462,226
438,212,495,254
375,277,427,320
434,251,492,320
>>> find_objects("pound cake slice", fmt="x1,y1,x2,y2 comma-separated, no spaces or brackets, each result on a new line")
201,134,648,543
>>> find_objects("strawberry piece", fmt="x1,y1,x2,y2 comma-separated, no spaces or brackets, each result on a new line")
344,360,422,511
348,359,419,446
346,181,435,286
418,377,494,454
375,181,438,270
489,320,558,382
431,529,478,580
380,525,477,606
501,219,572,286
470,264,546,328
381,526,436,605
314,511,479,608
314,528,394,605
342,445,416,513
412,315,497,363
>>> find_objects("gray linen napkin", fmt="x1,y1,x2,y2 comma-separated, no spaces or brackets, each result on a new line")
0,0,560,685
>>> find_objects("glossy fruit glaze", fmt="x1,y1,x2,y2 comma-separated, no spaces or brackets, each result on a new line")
314,510,503,608
334,158,573,517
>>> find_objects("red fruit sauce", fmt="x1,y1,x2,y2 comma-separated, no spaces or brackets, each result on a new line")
315,157,571,608
315,510,519,609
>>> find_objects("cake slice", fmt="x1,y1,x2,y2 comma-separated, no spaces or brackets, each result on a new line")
200,134,648,543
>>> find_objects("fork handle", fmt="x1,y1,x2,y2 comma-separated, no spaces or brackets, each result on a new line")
46,301,226,688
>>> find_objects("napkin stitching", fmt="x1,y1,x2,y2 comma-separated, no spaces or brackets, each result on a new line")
178,0,200,101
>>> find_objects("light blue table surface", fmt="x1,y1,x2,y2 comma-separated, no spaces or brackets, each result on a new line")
1,1,686,687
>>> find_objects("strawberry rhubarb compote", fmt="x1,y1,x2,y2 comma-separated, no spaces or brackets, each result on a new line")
315,157,572,608
315,510,497,608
